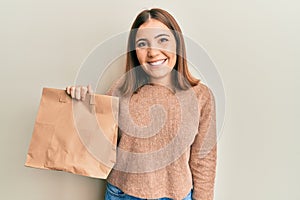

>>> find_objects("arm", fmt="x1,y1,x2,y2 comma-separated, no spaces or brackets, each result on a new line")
189,87,217,200
105,76,125,96
105,78,124,144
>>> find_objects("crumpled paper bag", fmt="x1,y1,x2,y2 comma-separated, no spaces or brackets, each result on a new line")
25,87,119,179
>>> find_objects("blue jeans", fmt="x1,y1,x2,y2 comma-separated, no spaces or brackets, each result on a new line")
105,182,193,200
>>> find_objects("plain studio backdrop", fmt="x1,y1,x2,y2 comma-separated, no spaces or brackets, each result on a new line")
1,0,299,200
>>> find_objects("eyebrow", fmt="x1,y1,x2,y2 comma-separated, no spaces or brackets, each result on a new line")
136,34,171,43
154,33,170,39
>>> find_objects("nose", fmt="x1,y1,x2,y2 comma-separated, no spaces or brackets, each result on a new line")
147,47,160,58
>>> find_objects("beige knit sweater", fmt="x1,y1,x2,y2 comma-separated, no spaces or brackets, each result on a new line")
105,80,217,200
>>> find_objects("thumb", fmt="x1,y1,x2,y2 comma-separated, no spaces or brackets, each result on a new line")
87,84,94,94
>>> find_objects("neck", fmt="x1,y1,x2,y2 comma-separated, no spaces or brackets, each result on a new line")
149,75,172,86
149,74,175,92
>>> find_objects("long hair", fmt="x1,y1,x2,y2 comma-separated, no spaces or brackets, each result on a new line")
119,8,199,96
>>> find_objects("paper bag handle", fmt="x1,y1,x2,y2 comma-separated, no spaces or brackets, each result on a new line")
89,94,96,114
59,91,95,114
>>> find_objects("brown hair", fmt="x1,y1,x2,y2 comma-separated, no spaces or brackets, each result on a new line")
119,8,199,96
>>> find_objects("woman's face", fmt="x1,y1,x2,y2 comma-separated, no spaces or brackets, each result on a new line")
135,19,177,85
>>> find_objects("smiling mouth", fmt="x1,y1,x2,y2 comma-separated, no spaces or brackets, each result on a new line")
147,59,167,66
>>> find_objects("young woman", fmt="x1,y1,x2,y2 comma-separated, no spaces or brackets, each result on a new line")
67,8,217,200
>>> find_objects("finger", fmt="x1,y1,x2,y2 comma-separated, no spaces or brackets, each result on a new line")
66,86,71,95
87,84,94,94
75,87,81,100
81,86,88,100
70,86,75,98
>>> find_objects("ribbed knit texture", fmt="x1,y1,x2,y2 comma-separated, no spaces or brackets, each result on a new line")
105,81,217,200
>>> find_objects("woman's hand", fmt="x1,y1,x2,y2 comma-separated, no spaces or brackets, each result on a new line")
66,84,93,101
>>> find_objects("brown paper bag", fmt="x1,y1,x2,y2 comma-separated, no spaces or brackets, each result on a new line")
25,87,119,179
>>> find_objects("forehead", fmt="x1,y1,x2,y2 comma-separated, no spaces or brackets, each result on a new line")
136,19,173,38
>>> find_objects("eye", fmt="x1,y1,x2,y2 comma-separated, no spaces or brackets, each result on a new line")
136,41,148,48
159,37,169,43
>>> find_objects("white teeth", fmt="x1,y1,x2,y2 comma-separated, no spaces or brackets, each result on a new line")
149,59,166,66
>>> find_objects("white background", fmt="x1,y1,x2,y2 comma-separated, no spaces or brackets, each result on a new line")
0,0,299,199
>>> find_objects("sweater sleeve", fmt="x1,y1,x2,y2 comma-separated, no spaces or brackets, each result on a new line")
105,77,124,96
189,86,217,200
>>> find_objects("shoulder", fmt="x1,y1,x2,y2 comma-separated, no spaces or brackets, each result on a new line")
191,81,215,103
